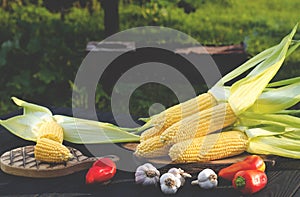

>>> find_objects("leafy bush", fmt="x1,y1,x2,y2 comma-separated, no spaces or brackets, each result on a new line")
0,3,104,113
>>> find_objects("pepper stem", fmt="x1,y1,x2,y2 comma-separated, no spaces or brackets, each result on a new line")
234,176,246,188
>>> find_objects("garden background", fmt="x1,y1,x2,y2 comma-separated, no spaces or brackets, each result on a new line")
0,0,299,117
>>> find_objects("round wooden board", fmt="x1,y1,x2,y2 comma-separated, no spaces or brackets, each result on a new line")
0,146,97,178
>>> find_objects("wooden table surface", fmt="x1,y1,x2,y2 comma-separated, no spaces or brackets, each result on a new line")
0,108,299,196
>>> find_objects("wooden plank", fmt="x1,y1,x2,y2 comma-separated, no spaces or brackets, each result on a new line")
86,41,246,55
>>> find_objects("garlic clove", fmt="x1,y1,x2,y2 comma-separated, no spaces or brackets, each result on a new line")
135,163,160,186
160,173,181,194
168,168,191,186
191,168,218,189
197,168,217,182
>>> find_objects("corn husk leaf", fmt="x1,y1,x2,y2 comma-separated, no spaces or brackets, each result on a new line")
239,112,300,128
247,40,300,78
282,130,300,140
11,97,52,116
247,135,300,159
213,38,299,89
204,75,300,111
215,45,276,86
54,115,140,144
209,46,276,102
248,81,300,113
237,124,300,159
276,110,300,115
228,25,297,115
268,76,300,88
0,113,50,141
0,97,140,144
243,126,287,138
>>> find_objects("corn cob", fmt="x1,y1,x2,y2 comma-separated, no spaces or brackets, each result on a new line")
134,135,171,158
169,130,248,163
140,93,218,142
37,120,64,143
34,138,73,163
160,103,237,145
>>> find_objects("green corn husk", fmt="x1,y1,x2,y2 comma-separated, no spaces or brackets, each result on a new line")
235,102,300,159
268,76,300,87
238,112,300,128
232,121,300,159
245,126,300,159
217,25,300,160
208,76,300,114
276,110,300,115
248,81,300,114
0,97,140,144
247,135,300,159
228,24,297,115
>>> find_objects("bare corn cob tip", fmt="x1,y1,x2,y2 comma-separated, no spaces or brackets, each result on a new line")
169,130,248,163
160,103,237,145
34,138,73,163
134,135,171,158
37,120,64,143
140,93,218,142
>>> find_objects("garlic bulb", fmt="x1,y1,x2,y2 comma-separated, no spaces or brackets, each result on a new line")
168,168,191,186
191,168,218,189
160,173,181,194
135,163,160,186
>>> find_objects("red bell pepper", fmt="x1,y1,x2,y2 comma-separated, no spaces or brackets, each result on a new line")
86,158,117,184
218,155,265,181
232,170,267,194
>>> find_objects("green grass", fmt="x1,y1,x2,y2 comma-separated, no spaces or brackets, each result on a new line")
120,0,300,53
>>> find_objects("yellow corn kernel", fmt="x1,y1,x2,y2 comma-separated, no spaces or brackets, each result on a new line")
160,103,237,145
134,136,171,158
34,138,73,163
169,130,248,163
37,120,64,143
140,93,217,142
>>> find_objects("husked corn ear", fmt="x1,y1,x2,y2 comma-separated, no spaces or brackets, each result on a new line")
140,93,217,142
134,136,171,158
160,103,237,145
37,120,64,143
169,130,248,163
34,138,73,163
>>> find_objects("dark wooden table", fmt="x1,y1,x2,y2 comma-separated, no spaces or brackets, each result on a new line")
0,108,299,196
